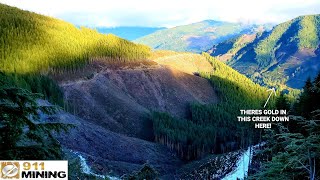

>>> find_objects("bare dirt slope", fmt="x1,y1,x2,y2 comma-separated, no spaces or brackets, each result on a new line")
45,109,182,177
61,65,218,139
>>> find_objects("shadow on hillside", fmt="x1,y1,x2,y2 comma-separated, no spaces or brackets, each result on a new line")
210,40,234,56
187,36,214,52
275,20,300,61
232,31,269,65
285,57,320,88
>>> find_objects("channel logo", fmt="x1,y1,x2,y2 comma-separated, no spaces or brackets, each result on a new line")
1,162,20,179
0,161,67,180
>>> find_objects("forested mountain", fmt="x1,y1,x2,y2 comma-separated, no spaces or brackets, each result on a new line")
0,3,150,104
0,3,150,74
208,15,320,89
96,26,165,40
134,20,270,53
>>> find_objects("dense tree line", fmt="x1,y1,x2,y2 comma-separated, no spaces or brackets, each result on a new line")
251,72,320,180
151,53,276,160
152,112,217,160
0,72,63,105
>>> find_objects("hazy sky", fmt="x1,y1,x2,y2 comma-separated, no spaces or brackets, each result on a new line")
1,0,320,27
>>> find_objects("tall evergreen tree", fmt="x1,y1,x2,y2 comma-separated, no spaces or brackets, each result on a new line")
252,114,320,180
275,92,290,111
313,72,320,110
0,86,71,160
295,77,314,118
252,75,320,180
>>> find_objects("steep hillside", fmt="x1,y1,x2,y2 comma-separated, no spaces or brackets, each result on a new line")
96,26,165,40
0,3,150,74
208,15,320,88
0,3,151,105
61,64,218,139
39,101,182,177
134,20,269,53
59,51,273,175
208,33,258,62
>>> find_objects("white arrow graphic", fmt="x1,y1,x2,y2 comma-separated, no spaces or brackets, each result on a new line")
264,88,276,108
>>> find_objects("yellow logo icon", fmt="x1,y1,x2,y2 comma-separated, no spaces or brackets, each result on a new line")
1,162,20,179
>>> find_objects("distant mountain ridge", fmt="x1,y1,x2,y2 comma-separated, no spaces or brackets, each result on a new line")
96,26,166,40
208,15,320,88
134,20,272,53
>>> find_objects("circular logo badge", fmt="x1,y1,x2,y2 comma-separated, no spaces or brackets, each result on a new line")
2,164,19,178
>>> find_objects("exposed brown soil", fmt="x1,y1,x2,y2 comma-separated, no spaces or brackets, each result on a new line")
51,59,158,83
61,66,218,140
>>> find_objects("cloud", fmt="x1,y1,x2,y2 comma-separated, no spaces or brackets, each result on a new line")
0,0,319,27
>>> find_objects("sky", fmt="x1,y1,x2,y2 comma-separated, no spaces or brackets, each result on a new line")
1,0,320,28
